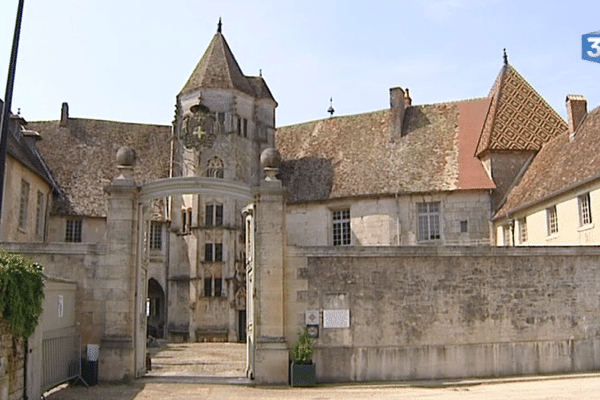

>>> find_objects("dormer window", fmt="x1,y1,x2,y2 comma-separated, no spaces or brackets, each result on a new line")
206,157,224,179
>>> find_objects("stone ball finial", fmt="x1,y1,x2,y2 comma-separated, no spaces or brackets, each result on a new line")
116,146,136,167
260,148,281,181
260,148,281,168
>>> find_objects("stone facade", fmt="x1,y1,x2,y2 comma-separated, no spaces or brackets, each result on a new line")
165,25,277,342
286,192,491,247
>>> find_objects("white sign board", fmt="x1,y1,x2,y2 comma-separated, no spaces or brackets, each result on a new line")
323,309,350,328
58,295,64,318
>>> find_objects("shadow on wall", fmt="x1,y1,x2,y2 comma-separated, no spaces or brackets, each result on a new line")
278,157,334,203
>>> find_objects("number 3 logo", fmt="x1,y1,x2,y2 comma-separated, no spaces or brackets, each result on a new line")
588,37,600,57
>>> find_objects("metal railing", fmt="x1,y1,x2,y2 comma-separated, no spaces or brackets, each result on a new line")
41,328,87,393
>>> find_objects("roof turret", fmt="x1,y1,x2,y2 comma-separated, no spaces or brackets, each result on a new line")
180,20,276,103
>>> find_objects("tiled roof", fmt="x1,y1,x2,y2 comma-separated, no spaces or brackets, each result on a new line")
0,100,58,191
28,118,172,217
476,64,567,156
7,124,58,191
277,98,494,203
495,106,600,218
180,32,276,103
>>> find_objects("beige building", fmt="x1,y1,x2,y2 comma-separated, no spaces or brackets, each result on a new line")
493,96,600,245
0,107,58,243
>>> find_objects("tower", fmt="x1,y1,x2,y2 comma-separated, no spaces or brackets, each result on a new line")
167,20,277,342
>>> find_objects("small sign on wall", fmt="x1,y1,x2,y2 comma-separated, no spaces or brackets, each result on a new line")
307,325,319,338
305,310,319,326
323,309,350,328
58,295,64,318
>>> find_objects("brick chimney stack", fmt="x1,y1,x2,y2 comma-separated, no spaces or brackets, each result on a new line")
389,87,406,141
566,94,587,135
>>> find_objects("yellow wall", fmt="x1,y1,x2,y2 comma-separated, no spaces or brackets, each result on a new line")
0,155,51,242
495,180,600,245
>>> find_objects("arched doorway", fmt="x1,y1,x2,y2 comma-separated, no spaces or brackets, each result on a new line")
147,278,165,339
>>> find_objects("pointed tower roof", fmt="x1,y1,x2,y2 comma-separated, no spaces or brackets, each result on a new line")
180,20,275,103
475,59,567,157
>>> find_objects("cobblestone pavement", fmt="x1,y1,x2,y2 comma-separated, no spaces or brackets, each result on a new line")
146,342,246,377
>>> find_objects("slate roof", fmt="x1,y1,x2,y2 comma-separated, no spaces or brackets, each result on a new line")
0,100,58,191
28,118,172,217
180,29,276,103
277,98,495,203
495,105,600,219
476,64,567,156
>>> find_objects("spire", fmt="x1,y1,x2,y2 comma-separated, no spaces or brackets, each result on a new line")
327,97,335,116
503,48,508,65
180,27,252,95
217,17,222,33
475,61,567,157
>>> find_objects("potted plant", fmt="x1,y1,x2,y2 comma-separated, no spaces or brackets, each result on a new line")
290,327,316,387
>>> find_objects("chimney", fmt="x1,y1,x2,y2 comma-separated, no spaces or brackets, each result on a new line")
389,87,406,140
60,102,69,127
566,94,587,135
404,88,412,107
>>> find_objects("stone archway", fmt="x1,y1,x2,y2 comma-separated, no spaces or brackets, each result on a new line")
134,177,255,377
147,278,165,339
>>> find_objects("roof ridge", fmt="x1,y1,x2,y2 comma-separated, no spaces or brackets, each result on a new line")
30,118,171,127
277,97,488,130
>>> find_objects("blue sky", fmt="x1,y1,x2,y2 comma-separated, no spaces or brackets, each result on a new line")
0,0,599,128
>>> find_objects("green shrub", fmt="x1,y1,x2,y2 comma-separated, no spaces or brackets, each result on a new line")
291,327,314,364
0,250,45,338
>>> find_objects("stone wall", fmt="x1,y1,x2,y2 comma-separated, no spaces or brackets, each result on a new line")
0,320,24,400
285,246,600,382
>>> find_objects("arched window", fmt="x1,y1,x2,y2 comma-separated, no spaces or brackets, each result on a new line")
206,157,224,178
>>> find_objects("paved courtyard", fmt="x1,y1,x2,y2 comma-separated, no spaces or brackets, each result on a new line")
44,374,600,400
44,343,600,399
146,342,246,377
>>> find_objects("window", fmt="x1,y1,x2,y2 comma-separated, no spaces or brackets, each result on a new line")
503,225,512,246
579,193,592,226
205,243,223,262
181,209,192,233
205,203,223,226
417,202,440,241
206,157,224,178
65,219,82,242
216,112,226,133
237,118,242,136
519,218,527,243
243,118,248,138
460,220,468,233
150,221,162,250
204,277,223,297
35,191,44,237
546,206,558,235
19,180,29,229
214,278,222,297
332,209,351,246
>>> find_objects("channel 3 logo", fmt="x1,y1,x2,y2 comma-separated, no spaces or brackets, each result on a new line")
583,31,600,63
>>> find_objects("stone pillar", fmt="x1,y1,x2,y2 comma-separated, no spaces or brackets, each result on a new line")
253,149,289,384
100,146,140,381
